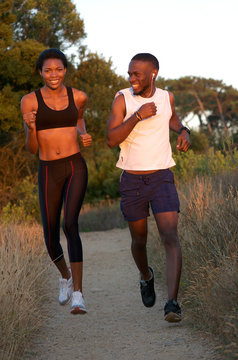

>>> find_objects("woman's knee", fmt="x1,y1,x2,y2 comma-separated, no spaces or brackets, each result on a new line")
63,218,78,236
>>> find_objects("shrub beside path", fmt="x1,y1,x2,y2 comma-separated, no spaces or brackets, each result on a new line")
25,228,219,360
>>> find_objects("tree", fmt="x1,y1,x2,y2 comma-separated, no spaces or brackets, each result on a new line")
68,52,128,143
0,1,45,134
0,0,15,50
166,76,238,138
13,0,86,49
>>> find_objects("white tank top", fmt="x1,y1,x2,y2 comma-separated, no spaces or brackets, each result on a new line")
116,87,176,170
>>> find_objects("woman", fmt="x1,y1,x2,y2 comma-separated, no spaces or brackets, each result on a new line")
21,48,92,315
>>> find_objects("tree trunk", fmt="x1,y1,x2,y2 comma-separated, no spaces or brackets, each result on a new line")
191,91,213,134
214,93,228,133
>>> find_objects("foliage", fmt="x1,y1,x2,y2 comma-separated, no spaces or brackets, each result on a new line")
1,176,40,224
13,0,86,49
170,129,210,153
0,135,38,208
173,146,238,181
0,0,15,50
82,144,121,201
163,76,238,136
0,38,45,133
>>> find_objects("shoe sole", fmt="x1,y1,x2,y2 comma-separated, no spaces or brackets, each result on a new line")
59,296,71,306
164,311,181,322
71,307,87,315
142,294,156,307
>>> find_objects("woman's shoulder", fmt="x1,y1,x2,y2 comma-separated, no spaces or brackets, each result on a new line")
71,87,87,105
21,91,38,109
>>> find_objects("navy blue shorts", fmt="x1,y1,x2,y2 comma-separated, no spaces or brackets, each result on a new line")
119,169,180,222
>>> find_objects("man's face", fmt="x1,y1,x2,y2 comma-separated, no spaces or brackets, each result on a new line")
128,60,155,96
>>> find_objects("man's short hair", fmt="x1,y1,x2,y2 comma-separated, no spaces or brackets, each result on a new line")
36,48,68,71
131,53,159,70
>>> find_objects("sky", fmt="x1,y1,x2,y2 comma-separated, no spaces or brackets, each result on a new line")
72,0,238,90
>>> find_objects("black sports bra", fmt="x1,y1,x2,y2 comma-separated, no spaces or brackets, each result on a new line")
35,86,78,131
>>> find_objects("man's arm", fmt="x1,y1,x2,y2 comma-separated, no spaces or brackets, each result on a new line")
169,92,191,152
21,93,39,154
107,94,156,148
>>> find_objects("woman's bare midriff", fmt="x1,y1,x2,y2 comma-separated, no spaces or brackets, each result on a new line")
37,127,80,160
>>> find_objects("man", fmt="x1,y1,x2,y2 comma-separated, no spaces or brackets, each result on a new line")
106,53,190,322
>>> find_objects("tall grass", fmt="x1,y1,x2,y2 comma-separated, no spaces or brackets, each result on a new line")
79,199,127,231
0,223,47,360
148,171,238,359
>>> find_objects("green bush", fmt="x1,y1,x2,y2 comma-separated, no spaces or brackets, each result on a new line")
84,145,121,201
1,177,40,224
173,147,238,181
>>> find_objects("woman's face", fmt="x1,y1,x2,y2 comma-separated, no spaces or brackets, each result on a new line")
40,58,66,89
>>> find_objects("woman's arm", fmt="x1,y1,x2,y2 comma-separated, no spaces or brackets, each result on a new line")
73,89,92,147
21,93,39,154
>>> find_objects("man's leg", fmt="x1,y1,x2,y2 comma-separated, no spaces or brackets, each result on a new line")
128,218,151,280
129,218,156,307
153,211,182,301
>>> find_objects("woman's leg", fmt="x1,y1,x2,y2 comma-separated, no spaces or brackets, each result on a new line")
62,154,88,292
38,162,70,279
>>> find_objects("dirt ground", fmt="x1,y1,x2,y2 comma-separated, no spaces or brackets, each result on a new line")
25,228,219,360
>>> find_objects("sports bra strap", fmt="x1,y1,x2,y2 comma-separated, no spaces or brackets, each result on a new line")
66,86,74,105
35,88,44,105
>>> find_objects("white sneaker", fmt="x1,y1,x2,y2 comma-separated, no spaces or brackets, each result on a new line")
70,291,87,314
58,269,73,305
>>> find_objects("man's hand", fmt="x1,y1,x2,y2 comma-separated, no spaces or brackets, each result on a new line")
176,131,191,152
137,102,157,120
80,133,92,147
23,111,37,131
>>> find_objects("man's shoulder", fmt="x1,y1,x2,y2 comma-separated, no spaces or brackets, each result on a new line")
117,87,131,96
114,87,131,99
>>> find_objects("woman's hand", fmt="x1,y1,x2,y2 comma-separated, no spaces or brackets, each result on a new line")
23,111,37,131
80,133,92,147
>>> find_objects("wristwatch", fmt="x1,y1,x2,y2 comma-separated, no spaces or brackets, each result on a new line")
179,126,190,135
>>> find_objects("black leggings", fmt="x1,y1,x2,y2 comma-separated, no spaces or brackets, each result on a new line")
38,153,87,263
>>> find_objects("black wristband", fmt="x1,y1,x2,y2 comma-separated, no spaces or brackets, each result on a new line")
179,126,190,135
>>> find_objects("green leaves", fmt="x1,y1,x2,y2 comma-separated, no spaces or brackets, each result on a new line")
13,0,86,49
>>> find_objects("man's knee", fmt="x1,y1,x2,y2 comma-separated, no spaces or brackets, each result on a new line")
131,235,147,249
160,229,179,247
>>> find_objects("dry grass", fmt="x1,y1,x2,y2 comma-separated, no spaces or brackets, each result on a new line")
79,199,127,231
0,137,37,208
148,171,238,359
0,223,47,360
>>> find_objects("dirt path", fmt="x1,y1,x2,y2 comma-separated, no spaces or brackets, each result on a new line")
25,228,218,360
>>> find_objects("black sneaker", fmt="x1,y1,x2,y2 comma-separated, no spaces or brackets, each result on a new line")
164,299,182,322
140,266,156,307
